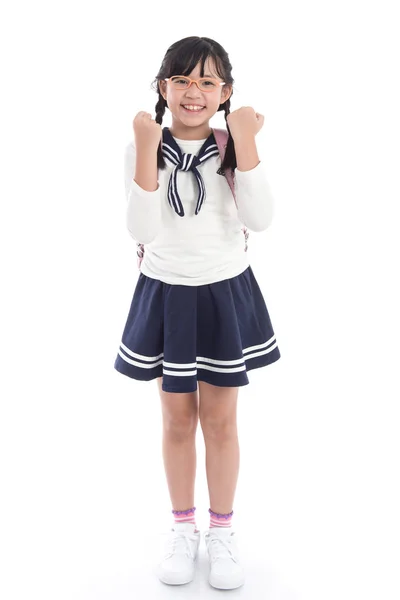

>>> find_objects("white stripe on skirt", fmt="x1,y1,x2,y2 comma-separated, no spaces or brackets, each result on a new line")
118,334,277,374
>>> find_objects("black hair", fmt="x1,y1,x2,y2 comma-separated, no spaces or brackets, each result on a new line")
151,36,237,173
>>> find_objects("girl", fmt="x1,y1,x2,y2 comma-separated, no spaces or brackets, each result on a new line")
114,36,281,590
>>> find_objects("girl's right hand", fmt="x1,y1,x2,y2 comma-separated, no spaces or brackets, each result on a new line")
133,111,162,152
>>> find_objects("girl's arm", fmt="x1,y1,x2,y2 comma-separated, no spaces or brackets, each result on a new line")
124,141,162,243
234,136,275,232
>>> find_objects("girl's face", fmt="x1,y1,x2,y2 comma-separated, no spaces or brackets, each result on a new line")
159,57,232,137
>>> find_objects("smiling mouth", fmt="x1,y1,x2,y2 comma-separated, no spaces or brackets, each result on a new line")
181,104,206,112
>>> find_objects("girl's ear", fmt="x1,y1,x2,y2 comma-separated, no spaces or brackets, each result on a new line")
221,84,233,104
158,79,167,100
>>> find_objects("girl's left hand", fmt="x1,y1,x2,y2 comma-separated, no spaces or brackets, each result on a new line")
226,107,264,141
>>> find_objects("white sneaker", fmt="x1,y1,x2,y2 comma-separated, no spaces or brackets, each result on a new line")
204,527,245,589
157,522,200,585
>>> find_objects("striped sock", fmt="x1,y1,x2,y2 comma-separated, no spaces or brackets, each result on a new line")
209,508,234,528
172,506,198,532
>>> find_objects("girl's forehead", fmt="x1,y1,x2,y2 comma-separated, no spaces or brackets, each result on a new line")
186,58,218,78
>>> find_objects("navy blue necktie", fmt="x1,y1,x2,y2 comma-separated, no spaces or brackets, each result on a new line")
161,127,220,216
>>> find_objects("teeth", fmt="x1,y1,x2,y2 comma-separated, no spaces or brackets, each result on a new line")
183,105,204,111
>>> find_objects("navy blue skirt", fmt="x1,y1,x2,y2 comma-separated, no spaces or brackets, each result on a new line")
114,266,281,393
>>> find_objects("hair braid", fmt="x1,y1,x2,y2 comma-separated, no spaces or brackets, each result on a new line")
221,98,237,172
155,94,167,169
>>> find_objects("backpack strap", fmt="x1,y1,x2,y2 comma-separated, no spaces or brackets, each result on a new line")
212,127,249,252
212,128,237,206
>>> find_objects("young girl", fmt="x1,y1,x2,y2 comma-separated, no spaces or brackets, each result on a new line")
114,36,281,590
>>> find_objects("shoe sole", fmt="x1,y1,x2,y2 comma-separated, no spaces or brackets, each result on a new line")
158,573,194,585
209,572,245,590
158,560,197,586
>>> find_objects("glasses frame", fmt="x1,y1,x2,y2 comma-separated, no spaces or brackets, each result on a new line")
164,75,226,92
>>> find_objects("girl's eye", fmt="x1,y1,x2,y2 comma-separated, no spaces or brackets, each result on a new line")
202,80,217,88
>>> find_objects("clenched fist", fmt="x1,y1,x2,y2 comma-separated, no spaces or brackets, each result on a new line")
133,112,162,152
226,107,264,142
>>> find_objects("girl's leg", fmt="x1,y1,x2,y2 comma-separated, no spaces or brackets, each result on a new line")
157,377,199,511
198,381,240,515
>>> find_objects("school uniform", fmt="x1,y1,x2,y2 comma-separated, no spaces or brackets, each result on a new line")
114,127,281,393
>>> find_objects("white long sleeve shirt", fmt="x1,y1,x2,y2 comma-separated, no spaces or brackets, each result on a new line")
124,134,275,286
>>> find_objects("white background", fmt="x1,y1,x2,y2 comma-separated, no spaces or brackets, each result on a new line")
1,1,399,598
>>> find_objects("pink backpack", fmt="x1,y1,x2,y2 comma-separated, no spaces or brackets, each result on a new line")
136,127,249,268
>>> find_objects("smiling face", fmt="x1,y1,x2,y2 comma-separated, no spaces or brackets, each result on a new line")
158,56,232,140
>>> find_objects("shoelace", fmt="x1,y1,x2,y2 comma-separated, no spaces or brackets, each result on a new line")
206,533,238,564
164,531,199,560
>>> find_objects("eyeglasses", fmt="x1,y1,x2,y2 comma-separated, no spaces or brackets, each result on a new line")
164,76,226,92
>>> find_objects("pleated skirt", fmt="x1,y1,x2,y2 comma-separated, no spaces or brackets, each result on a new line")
114,266,281,393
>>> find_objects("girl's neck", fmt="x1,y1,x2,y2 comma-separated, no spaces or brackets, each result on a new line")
168,120,212,140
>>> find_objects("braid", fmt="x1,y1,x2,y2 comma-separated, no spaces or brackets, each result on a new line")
221,98,237,172
155,93,167,169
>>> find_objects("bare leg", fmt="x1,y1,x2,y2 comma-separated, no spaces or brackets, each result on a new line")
198,381,240,514
157,378,199,510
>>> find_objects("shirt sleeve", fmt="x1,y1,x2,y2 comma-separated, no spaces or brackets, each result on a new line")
234,161,275,232
124,141,162,244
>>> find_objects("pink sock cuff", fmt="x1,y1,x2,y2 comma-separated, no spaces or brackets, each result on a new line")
172,507,196,515
208,508,234,519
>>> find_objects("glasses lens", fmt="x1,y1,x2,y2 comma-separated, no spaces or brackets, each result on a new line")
199,78,218,91
170,76,190,89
